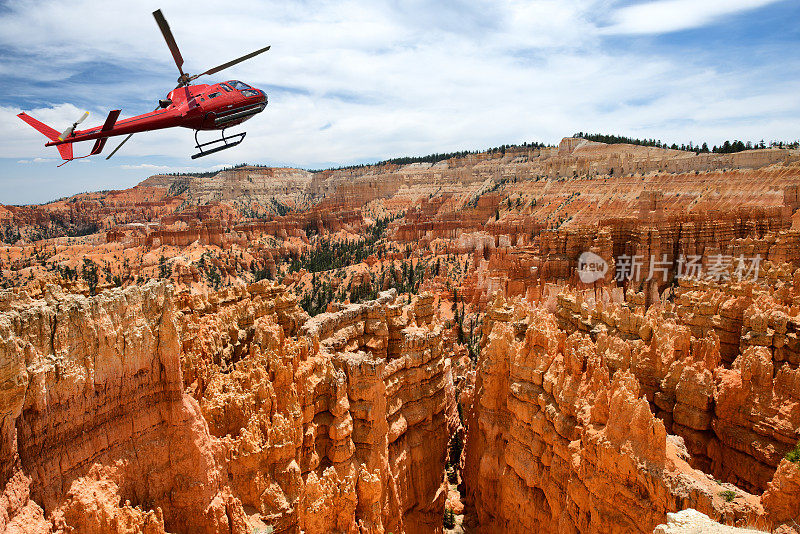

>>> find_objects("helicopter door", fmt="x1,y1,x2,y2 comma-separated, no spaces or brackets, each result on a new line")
215,84,238,109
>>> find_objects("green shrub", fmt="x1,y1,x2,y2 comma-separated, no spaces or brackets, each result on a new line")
786,440,800,464
720,490,736,502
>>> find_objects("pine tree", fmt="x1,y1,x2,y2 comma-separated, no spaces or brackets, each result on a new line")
82,258,98,296
443,508,455,529
159,255,172,279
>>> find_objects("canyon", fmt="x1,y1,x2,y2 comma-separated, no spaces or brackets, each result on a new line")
0,137,799,533
1,281,455,533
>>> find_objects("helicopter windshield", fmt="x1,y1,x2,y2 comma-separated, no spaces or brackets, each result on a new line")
228,80,251,90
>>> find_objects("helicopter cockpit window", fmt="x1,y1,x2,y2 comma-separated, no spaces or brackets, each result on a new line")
220,83,233,92
228,80,251,90
208,92,221,99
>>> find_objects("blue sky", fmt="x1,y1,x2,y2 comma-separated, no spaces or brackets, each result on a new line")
1,0,798,205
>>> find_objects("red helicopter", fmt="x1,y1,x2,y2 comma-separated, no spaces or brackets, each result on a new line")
17,9,270,165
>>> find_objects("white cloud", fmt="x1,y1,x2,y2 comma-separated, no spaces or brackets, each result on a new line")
118,162,239,173
0,0,798,203
119,163,174,171
17,157,56,164
602,0,781,35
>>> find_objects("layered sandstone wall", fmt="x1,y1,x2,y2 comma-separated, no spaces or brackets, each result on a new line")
180,285,456,533
0,281,456,533
447,210,799,310
463,290,800,534
142,167,315,208
556,277,800,495
0,282,248,533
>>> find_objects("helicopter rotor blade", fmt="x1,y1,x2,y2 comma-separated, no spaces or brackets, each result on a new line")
153,9,186,77
106,133,133,160
189,45,270,82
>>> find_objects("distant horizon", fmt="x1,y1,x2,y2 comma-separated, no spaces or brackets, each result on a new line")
2,0,799,205
6,131,799,207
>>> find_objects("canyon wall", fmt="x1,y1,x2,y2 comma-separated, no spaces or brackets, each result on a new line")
141,167,315,209
179,284,456,533
0,281,242,533
463,284,800,533
0,282,456,533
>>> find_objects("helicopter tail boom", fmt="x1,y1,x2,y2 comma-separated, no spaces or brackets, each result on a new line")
17,112,74,161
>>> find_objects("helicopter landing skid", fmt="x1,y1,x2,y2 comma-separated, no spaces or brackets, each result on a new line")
191,129,246,159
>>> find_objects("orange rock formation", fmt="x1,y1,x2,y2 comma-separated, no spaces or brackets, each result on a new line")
1,139,799,534
463,285,799,533
0,282,456,533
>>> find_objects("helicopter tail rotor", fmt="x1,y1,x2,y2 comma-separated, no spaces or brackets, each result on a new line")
58,111,89,141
